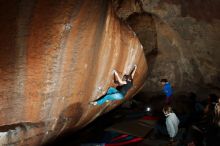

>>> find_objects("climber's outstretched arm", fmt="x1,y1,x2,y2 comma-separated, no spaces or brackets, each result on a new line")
113,70,127,85
130,65,137,79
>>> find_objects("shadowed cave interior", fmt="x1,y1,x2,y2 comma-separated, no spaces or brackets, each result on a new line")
0,0,220,146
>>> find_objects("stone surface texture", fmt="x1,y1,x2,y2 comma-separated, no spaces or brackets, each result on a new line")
113,0,220,97
0,0,147,145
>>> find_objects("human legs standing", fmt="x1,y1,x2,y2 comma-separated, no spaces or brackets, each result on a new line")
165,95,173,104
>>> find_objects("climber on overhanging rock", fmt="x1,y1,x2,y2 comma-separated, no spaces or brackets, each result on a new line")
90,65,137,106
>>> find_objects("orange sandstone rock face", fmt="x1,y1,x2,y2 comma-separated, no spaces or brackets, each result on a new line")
0,0,147,145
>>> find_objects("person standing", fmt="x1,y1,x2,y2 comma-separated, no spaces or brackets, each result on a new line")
163,105,180,142
160,79,173,104
205,96,220,146
214,96,220,127
152,105,179,144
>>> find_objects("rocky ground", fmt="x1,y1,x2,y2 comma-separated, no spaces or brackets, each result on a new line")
43,94,198,146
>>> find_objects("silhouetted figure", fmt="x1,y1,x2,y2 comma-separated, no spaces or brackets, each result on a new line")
187,94,219,146
206,96,220,146
214,96,220,127
188,92,204,123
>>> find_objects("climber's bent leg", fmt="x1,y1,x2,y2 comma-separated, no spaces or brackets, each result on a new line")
96,93,124,105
